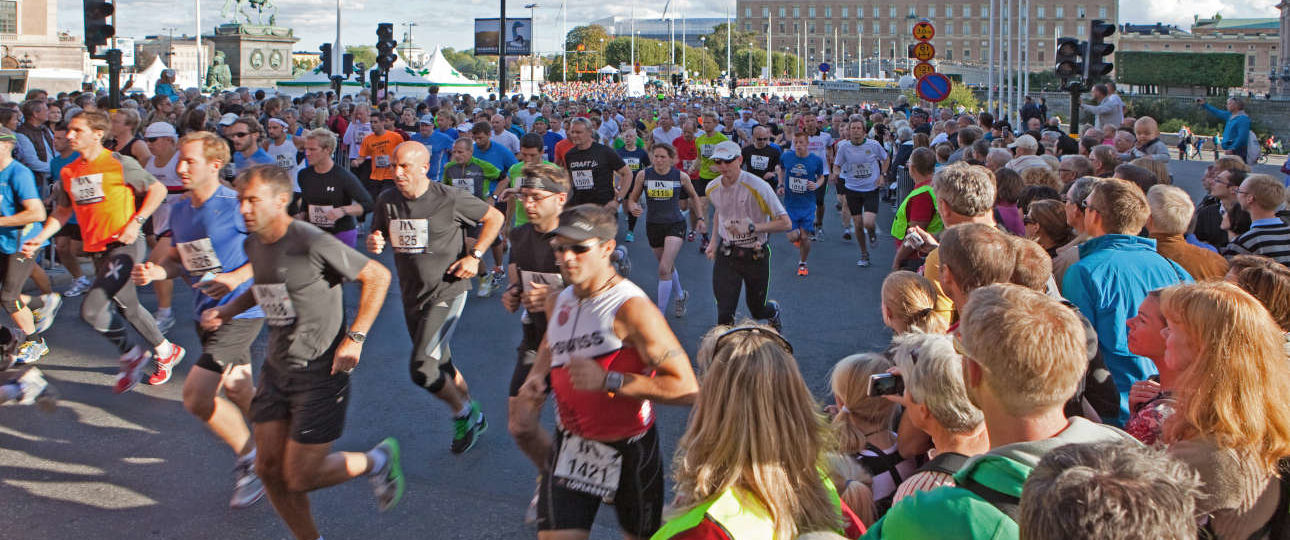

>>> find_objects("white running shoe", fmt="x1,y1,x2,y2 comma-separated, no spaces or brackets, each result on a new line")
64,276,92,297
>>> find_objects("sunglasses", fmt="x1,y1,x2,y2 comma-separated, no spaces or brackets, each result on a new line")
714,325,794,354
145,137,166,143
552,240,604,255
755,137,770,141
712,158,735,165
227,132,250,138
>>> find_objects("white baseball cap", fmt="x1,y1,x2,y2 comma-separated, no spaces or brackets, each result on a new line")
710,141,742,161
143,122,178,139
218,112,240,126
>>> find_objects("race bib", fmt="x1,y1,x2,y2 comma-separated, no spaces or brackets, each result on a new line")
682,159,697,171
571,170,594,190
309,205,337,227
374,155,391,168
846,163,871,178
451,177,475,195
789,176,810,193
275,153,294,169
554,433,623,501
389,218,429,254
624,157,641,171
750,155,770,170
176,237,222,274
70,173,106,205
646,180,674,199
252,283,296,326
700,144,714,158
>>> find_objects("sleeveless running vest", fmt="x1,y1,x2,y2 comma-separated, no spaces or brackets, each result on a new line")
643,167,684,224
891,184,943,240
651,474,849,540
547,279,654,441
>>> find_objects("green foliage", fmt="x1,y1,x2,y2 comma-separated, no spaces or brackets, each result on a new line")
566,25,611,54
902,82,979,110
1028,70,1064,92
292,56,317,77
345,45,376,69
440,47,496,80
1115,52,1244,88
705,23,759,72
1122,97,1224,134
604,37,671,67
731,47,803,79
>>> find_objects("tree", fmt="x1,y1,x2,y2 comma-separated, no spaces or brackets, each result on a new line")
440,47,497,80
345,45,376,69
604,37,672,68
704,23,758,73
566,24,611,55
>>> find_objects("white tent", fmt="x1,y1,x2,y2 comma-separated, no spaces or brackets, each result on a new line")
597,65,619,74
277,47,489,98
133,56,168,98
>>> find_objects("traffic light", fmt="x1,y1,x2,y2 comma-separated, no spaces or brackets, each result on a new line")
1085,19,1116,82
82,0,114,55
370,67,383,91
376,23,398,71
342,53,354,77
1054,37,1084,80
319,43,333,76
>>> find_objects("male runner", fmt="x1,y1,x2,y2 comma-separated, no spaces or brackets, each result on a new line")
499,162,566,521
142,121,182,333
201,164,402,540
780,131,825,276
693,111,730,251
704,141,790,329
0,129,58,363
505,133,556,230
442,138,506,297
830,121,888,267
132,130,266,508
741,125,782,189
228,118,275,175
369,142,504,453
353,114,403,201
20,110,185,393
518,204,698,540
563,118,632,209
264,118,299,172
801,114,833,240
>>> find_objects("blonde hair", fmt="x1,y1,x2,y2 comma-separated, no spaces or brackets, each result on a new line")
959,284,1086,416
1019,165,1062,191
1146,184,1195,235
673,323,843,539
178,130,231,168
1131,157,1171,186
302,127,337,153
1160,282,1290,472
1089,178,1149,234
1242,174,1285,212
822,453,875,525
829,353,897,453
881,271,949,334
1235,263,1290,332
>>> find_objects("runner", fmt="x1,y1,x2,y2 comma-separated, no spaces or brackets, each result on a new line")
704,141,790,329
779,131,826,276
615,127,648,243
264,118,299,172
830,121,888,267
407,114,453,183
131,130,266,508
201,164,403,540
48,124,93,297
672,120,700,241
626,142,703,316
142,121,182,334
369,142,504,454
0,129,59,364
563,117,631,210
504,133,556,230
20,110,185,393
353,114,403,202
442,137,507,297
517,204,699,540
741,125,782,190
296,128,373,247
694,111,730,252
498,162,566,522
801,114,834,241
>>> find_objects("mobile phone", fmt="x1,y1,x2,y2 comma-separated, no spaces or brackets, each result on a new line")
867,373,905,397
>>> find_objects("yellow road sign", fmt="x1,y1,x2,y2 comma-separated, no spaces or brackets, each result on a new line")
912,42,936,61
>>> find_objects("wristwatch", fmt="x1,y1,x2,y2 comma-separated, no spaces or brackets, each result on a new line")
603,371,624,393
133,215,147,225
469,249,484,259
346,330,367,344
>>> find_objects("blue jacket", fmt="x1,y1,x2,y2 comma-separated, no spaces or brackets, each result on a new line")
1062,234,1191,426
1203,104,1251,152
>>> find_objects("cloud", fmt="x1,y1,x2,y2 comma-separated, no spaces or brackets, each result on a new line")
1118,0,1279,28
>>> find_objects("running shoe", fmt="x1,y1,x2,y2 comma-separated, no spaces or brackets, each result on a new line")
797,263,809,277
624,231,635,243
674,290,689,318
64,275,93,297
230,455,265,509
15,368,58,411
843,227,854,241
809,230,819,242
114,346,152,394
476,274,494,298
31,293,62,335
451,401,488,454
155,310,176,335
868,229,878,244
147,344,186,386
14,338,49,366
612,246,632,276
489,268,507,294
857,256,872,268
369,437,405,512
766,300,783,333
686,230,695,242
524,476,541,525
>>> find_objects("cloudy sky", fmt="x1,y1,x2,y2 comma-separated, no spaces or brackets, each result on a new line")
58,0,1281,54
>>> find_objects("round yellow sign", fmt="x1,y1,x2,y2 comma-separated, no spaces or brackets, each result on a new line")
912,42,936,62
913,62,935,79
912,21,935,42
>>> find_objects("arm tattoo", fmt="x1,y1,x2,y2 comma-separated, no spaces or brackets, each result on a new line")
653,347,684,367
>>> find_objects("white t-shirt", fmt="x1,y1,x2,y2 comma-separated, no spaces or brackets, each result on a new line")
652,126,683,145
706,171,788,248
833,138,888,192
266,136,299,171
807,132,834,176
492,130,521,154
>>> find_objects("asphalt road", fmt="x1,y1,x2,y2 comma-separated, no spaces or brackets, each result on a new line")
1,157,1281,540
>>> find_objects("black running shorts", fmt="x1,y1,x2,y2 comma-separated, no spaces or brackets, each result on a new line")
194,317,265,372
250,363,351,445
537,425,663,537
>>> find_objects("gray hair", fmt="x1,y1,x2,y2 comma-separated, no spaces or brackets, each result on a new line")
568,116,594,132
985,148,1012,169
1019,441,1202,540
1065,176,1099,208
933,163,997,217
1146,184,1194,235
889,333,983,433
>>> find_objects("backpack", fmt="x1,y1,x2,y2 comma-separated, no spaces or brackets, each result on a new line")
858,443,908,516
917,451,971,477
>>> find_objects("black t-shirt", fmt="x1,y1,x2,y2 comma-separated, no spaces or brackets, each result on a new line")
297,164,374,232
564,142,626,206
508,223,561,334
372,182,491,308
742,145,781,184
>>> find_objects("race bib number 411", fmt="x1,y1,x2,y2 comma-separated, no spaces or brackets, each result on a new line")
554,434,623,501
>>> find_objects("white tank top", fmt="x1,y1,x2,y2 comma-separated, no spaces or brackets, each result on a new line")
145,152,182,189
547,279,645,367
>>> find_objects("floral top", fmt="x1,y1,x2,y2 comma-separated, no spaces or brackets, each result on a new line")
1125,391,1174,445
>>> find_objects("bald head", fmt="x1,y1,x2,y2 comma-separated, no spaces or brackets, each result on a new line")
393,141,432,196
395,141,430,165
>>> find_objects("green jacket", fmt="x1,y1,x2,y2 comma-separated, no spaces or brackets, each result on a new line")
862,417,1135,540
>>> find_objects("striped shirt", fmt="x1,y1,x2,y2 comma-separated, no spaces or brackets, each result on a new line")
1224,218,1290,265
893,470,956,503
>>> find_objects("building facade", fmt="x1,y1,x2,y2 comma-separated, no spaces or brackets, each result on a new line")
736,0,1116,76
1117,17,1281,94
589,16,726,48
1,0,89,94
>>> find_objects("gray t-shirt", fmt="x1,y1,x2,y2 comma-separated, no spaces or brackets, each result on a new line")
244,220,369,371
372,181,490,309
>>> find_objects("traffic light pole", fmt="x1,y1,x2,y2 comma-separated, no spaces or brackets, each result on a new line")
1069,85,1081,136
498,0,507,98
102,48,123,109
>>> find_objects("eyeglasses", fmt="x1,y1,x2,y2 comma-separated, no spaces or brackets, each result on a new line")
755,137,770,141
1023,216,1035,225
712,158,735,165
227,131,250,138
1235,188,1250,195
552,240,604,255
714,325,794,354
519,191,558,203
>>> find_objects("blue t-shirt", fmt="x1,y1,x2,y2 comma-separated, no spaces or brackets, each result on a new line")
436,128,459,141
473,142,518,177
233,148,276,175
411,131,455,182
542,132,565,163
167,185,263,320
780,151,824,210
51,152,79,225
0,161,44,254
